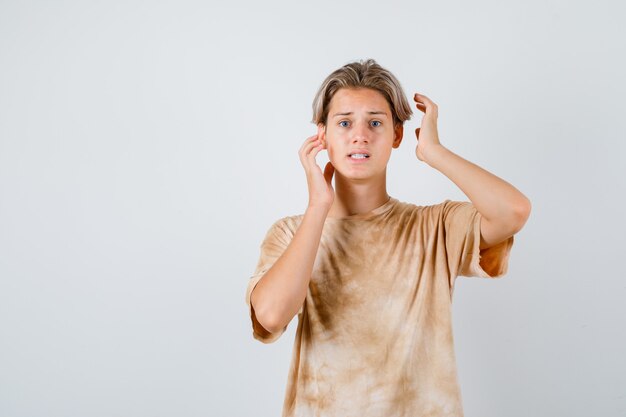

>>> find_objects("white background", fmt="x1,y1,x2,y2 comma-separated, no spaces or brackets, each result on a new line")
1,1,625,416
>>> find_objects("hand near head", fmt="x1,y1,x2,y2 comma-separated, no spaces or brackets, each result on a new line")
298,133,335,210
413,93,443,163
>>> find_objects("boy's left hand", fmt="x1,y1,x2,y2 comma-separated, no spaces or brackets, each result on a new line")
413,93,443,163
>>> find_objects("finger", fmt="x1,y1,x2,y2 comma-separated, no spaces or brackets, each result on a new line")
301,134,320,148
415,102,434,117
415,127,420,138
299,140,322,167
308,139,323,154
414,92,432,103
307,141,323,162
414,93,437,109
300,134,319,153
301,138,321,156
300,136,320,158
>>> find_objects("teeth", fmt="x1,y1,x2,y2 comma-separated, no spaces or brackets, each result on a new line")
350,154,369,159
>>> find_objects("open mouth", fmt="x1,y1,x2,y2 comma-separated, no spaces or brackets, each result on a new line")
348,153,370,160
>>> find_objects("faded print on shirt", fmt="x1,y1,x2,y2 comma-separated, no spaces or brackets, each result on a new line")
245,197,514,417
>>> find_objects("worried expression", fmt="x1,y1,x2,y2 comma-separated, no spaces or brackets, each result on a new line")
318,87,403,179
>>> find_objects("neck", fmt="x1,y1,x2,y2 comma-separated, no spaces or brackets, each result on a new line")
327,171,390,218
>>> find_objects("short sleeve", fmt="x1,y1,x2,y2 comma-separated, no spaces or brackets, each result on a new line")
442,200,515,284
245,218,303,344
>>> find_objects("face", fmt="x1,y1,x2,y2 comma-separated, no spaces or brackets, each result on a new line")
318,87,403,180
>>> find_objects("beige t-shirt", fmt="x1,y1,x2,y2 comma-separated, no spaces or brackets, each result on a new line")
245,197,514,417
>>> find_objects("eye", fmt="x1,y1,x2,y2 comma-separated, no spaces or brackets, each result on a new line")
371,120,382,127
339,120,349,127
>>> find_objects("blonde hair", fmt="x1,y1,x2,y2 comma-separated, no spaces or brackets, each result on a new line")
311,58,413,127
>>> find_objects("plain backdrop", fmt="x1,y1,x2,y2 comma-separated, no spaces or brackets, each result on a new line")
1,1,625,416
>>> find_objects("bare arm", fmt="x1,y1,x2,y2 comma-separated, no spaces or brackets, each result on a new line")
412,92,531,248
251,132,335,335
251,204,329,333
425,145,531,248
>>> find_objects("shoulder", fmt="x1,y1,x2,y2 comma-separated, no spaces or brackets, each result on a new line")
438,199,476,217
379,199,439,233
389,198,421,213
391,198,454,218
265,214,303,237
412,199,475,216
390,199,476,230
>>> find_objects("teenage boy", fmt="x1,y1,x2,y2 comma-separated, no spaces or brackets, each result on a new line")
245,59,531,417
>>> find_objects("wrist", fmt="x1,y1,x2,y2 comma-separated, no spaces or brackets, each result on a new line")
306,203,332,216
423,144,449,167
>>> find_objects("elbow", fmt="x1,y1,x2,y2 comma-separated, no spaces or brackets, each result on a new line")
256,308,282,334
512,197,532,232
263,319,284,335
259,303,289,333
251,291,282,334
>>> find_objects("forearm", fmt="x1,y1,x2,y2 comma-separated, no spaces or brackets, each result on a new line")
425,144,531,222
251,204,329,333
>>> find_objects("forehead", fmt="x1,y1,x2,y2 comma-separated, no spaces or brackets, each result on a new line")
328,87,390,112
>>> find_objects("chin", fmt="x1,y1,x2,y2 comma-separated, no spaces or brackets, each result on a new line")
335,166,381,181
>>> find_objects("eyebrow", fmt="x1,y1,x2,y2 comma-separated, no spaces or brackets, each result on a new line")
332,111,388,118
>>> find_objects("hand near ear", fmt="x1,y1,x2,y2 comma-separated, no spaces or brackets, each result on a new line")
299,132,335,210
413,93,443,163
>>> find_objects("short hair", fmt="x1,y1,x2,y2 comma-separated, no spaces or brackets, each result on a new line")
311,58,413,127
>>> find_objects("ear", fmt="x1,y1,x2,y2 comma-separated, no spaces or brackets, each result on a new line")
392,124,404,148
317,123,327,147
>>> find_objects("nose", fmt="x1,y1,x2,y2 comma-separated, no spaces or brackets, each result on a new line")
351,122,370,144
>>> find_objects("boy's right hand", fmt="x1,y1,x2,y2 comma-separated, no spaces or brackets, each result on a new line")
299,133,335,210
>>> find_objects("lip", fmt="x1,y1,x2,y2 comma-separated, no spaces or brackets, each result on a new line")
346,154,371,163
347,149,371,156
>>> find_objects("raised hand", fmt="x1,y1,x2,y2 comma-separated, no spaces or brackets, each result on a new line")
298,133,335,210
413,93,442,163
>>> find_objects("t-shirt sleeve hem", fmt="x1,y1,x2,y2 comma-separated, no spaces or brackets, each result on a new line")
245,274,287,344
459,211,515,278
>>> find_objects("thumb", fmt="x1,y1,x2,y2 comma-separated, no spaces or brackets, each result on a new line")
323,162,335,183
